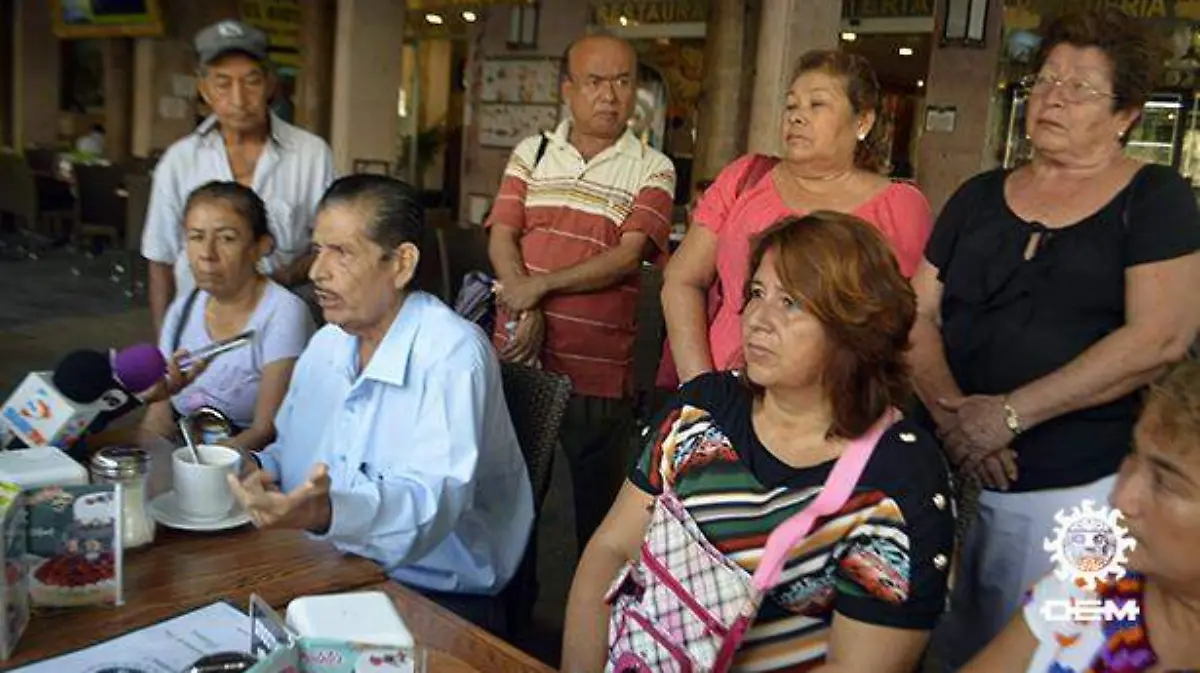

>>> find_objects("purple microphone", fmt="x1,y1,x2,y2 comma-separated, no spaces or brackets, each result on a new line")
111,343,167,394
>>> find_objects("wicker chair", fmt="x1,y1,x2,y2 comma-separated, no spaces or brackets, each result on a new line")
498,361,571,636
500,361,570,508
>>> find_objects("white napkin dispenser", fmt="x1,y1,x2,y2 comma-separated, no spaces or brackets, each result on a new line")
0,447,88,489
285,591,414,649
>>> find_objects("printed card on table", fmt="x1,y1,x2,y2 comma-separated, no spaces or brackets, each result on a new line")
25,484,123,608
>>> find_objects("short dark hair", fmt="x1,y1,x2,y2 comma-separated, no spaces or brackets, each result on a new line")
1143,358,1200,456
744,211,916,439
1033,9,1161,112
317,174,425,254
790,50,884,172
183,181,270,240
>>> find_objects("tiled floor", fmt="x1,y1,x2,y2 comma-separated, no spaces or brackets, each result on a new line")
0,249,576,667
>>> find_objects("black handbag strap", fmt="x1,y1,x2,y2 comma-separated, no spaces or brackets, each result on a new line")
171,289,201,354
533,134,550,169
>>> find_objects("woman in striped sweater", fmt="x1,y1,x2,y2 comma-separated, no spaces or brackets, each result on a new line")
562,211,956,671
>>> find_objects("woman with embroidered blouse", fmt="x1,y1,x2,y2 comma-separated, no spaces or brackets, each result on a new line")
140,181,314,452
965,358,1200,672
562,211,955,672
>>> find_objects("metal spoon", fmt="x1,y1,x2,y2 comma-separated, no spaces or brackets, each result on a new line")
179,416,203,465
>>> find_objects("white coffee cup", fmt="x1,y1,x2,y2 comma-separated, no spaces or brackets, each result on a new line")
172,445,241,522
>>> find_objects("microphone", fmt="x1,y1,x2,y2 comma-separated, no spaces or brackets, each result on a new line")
1,345,167,449
111,343,168,394
2,350,110,449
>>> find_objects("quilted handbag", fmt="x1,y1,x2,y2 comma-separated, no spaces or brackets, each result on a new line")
604,409,898,672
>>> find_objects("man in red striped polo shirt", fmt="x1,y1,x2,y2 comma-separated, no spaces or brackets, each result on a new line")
487,33,676,554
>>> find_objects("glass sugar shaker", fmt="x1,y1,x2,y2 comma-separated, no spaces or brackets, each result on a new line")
90,447,155,549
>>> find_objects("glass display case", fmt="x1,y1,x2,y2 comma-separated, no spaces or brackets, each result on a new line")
1180,92,1200,188
1002,88,1032,168
1125,94,1183,167
1002,90,1185,169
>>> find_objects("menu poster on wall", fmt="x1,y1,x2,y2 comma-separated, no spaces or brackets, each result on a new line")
240,0,301,69
480,58,561,105
479,104,560,148
50,0,166,39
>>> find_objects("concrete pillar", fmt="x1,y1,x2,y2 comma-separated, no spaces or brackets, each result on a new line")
916,0,1005,211
0,0,13,147
692,0,751,182
131,39,155,157
746,0,841,156
130,0,242,157
418,39,452,190
296,0,335,139
330,0,407,175
13,0,61,148
103,39,134,162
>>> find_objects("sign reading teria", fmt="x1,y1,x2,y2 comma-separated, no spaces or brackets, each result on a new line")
1040,500,1139,623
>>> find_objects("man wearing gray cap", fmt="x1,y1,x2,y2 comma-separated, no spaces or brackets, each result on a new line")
142,19,334,336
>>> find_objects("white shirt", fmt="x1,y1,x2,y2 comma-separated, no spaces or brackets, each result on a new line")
257,292,535,595
75,132,105,156
140,113,335,300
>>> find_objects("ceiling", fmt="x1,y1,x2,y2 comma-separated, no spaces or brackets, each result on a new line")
841,32,932,92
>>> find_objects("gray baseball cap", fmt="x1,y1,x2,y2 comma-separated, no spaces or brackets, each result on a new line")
194,19,269,66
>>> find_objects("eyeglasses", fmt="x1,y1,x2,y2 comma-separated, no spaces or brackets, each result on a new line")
1019,73,1116,104
569,74,634,96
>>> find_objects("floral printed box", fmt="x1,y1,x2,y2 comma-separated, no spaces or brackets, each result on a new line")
0,482,28,661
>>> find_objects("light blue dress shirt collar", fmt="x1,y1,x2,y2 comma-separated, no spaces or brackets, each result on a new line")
260,291,534,595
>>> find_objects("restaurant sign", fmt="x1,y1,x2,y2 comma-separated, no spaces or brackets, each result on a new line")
842,0,935,19
1007,0,1200,21
593,1,710,25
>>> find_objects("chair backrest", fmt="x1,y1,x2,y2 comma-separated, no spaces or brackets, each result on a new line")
124,174,152,252
74,163,127,230
23,148,58,176
633,264,666,398
0,152,38,224
439,223,493,303
499,361,571,510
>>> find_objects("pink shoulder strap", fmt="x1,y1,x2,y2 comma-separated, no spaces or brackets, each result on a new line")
750,408,899,592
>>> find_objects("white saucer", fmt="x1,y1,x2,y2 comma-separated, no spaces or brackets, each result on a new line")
149,491,252,532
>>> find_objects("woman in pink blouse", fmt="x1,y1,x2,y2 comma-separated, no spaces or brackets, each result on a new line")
662,50,933,383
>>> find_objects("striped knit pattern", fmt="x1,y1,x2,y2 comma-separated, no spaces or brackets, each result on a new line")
488,122,676,398
637,405,914,672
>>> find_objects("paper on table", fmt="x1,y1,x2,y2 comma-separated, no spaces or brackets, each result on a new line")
11,601,250,673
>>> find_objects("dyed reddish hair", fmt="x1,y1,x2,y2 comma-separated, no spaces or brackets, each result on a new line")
744,211,916,439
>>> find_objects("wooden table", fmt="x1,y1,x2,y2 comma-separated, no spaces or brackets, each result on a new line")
4,438,553,672
5,526,384,668
4,528,554,672
382,582,556,673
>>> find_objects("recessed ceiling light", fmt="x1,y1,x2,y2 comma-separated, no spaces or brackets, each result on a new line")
841,32,858,42
425,13,443,25
462,10,477,22
899,47,914,56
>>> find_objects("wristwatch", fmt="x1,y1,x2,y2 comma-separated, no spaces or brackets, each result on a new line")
1002,398,1024,436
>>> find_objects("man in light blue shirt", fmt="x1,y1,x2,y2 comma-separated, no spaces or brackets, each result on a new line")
142,19,335,336
228,175,534,634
